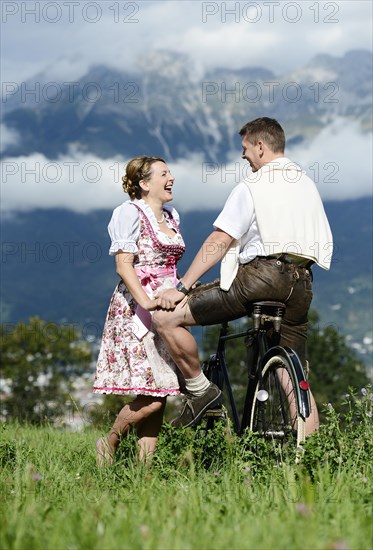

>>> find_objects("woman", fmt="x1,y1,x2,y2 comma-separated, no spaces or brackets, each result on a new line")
93,156,185,464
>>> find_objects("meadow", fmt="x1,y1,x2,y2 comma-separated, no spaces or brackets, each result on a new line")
0,388,372,550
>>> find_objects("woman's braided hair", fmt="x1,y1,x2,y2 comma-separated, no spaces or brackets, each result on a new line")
122,156,166,199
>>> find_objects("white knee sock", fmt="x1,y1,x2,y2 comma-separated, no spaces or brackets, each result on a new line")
185,372,210,397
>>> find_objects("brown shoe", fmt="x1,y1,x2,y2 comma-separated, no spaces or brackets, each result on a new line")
171,383,223,428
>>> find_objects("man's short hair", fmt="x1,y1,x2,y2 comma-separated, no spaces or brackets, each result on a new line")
239,117,285,153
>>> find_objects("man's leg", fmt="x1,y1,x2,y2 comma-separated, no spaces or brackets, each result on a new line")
153,302,222,426
280,266,320,435
306,390,320,436
154,267,269,428
154,261,303,427
153,302,200,378
154,276,250,374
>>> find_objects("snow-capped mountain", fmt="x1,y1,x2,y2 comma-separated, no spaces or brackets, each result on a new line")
1,49,371,162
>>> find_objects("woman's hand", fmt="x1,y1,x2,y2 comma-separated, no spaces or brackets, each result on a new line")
154,288,185,310
139,297,159,311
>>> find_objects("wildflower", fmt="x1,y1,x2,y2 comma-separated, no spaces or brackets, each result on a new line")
327,403,333,409
243,466,251,472
139,524,150,538
327,539,349,550
32,473,43,481
361,387,367,396
295,502,311,517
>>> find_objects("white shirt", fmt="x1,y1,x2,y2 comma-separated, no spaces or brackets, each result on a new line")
214,157,333,270
213,183,266,264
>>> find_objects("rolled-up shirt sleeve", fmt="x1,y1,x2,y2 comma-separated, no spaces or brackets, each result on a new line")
213,183,254,239
108,202,140,255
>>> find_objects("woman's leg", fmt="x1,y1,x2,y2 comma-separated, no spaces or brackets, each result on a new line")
96,395,165,465
137,399,166,462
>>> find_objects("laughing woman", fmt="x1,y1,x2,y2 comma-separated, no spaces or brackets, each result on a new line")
93,156,185,464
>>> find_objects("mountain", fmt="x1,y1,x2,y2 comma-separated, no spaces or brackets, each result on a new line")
1,199,372,361
1,49,372,362
1,49,372,162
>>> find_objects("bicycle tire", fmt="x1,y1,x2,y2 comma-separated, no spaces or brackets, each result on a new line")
249,347,310,447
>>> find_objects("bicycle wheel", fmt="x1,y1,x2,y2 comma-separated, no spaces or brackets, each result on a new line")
249,349,309,447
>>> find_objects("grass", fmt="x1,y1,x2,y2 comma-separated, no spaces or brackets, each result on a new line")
0,388,372,550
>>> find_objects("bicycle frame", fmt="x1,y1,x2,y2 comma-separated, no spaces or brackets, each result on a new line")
206,320,311,436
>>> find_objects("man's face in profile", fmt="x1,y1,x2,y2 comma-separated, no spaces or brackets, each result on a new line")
241,136,262,173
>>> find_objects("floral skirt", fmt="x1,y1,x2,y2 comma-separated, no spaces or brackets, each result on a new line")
93,281,181,397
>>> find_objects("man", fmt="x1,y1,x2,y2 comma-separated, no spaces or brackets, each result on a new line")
153,117,333,432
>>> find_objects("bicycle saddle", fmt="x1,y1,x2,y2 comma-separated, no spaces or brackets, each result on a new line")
251,301,286,332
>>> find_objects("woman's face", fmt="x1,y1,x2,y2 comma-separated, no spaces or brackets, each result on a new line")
142,161,174,203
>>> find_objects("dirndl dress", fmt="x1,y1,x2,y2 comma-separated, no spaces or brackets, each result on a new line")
93,199,185,397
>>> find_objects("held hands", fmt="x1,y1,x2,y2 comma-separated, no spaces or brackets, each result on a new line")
140,297,160,311
154,288,186,310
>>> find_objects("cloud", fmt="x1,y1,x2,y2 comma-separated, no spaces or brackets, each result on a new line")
1,2,372,211
1,149,125,212
1,120,371,213
0,148,232,213
288,119,373,201
0,124,20,152
1,1,372,82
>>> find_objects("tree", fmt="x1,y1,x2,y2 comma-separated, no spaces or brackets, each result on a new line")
307,310,370,413
0,317,92,423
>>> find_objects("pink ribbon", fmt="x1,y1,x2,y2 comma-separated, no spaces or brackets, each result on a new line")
135,264,176,294
132,263,177,339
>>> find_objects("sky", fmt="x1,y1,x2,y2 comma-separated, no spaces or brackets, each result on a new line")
1,0,372,212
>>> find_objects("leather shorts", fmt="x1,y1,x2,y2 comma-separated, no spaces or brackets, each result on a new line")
189,257,312,325
187,256,313,363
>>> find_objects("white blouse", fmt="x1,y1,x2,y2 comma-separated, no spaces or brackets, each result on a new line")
108,199,181,255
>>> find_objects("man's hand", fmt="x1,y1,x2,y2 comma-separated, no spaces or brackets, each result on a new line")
155,288,185,310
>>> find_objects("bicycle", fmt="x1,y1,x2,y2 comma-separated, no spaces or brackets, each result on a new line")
201,300,311,448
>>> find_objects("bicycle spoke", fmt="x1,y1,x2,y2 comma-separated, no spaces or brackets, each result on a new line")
250,356,306,447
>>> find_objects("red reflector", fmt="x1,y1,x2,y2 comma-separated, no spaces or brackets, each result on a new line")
299,380,310,391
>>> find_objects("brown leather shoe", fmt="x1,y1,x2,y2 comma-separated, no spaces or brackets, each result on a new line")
171,383,223,428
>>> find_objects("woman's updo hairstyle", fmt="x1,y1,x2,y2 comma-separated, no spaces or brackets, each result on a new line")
122,156,166,199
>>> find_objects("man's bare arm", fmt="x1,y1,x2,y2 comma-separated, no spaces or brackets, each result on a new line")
182,229,234,288
155,229,234,309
